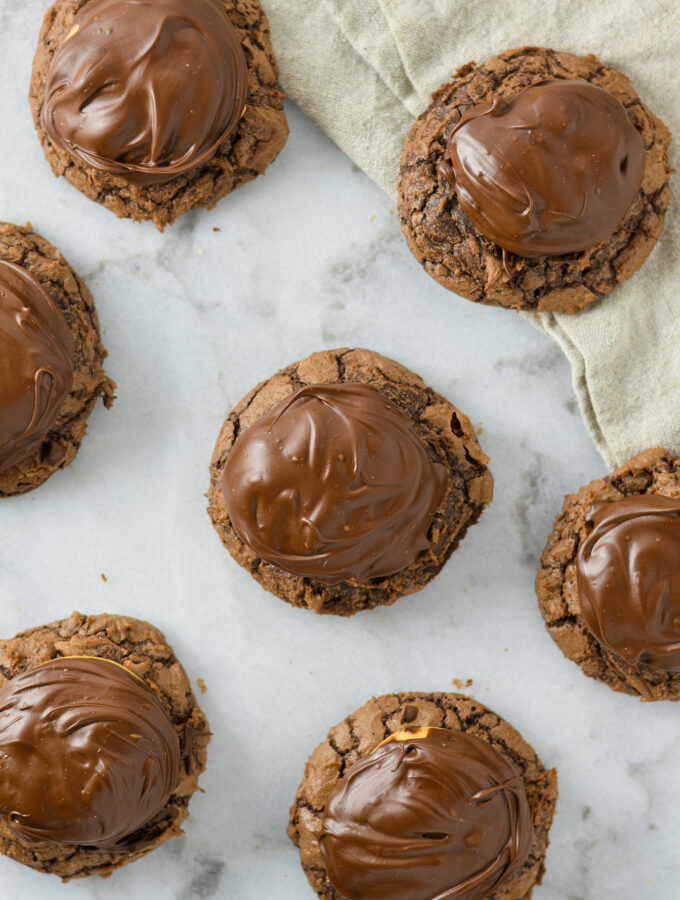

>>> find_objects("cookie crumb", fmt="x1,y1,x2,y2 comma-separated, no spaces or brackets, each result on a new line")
451,678,473,689
401,705,418,723
197,678,208,695
212,227,221,232
101,573,107,582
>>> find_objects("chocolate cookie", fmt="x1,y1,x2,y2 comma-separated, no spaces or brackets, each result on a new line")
536,448,680,701
0,612,209,880
30,0,289,229
0,223,114,497
288,692,558,900
207,348,493,615
399,46,671,312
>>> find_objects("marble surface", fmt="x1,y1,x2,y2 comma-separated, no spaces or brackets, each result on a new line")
2,2,680,897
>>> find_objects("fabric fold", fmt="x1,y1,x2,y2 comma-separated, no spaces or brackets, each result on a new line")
324,0,419,112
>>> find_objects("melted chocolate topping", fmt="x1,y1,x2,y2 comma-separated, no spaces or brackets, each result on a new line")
0,260,72,474
222,383,447,584
0,657,180,849
320,727,533,900
577,495,680,671
42,0,249,185
440,80,645,257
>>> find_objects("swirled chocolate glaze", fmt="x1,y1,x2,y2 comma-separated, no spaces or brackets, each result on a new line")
440,80,645,257
0,657,180,849
319,727,533,900
576,495,680,671
222,383,447,584
42,0,249,185
0,260,72,474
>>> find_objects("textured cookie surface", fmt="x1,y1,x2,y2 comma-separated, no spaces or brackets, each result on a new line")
536,448,680,700
288,692,558,899
0,223,114,497
0,612,209,879
207,348,493,615
398,46,671,312
30,0,289,229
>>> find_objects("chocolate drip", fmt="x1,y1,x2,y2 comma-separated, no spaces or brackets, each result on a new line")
577,495,680,671
319,727,533,900
444,80,645,257
42,0,249,185
222,383,447,584
0,657,180,849
0,260,72,473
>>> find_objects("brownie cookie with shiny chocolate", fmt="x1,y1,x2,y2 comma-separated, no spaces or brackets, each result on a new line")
0,612,209,879
288,692,557,900
207,348,493,615
399,47,671,312
0,223,113,497
537,447,680,701
30,0,289,229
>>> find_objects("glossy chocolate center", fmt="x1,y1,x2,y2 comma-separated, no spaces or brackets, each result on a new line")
0,657,180,849
222,383,447,584
441,80,645,257
319,727,533,900
0,260,72,474
42,0,249,185
577,495,680,671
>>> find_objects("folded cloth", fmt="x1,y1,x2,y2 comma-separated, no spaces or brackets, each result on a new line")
264,0,679,470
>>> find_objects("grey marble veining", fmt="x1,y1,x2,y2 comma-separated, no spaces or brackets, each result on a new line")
1,3,679,897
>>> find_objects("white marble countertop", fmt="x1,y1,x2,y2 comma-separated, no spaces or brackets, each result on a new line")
2,3,680,898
